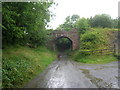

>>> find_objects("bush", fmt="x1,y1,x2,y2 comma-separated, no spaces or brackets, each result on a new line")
2,46,56,88
80,28,109,50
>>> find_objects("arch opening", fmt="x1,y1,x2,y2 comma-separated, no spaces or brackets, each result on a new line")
55,37,73,52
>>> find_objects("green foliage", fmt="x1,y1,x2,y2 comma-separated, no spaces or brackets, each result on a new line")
74,50,91,60
75,18,89,34
112,18,118,28
2,46,56,88
57,14,79,30
72,53,117,64
89,14,113,28
80,28,111,50
70,28,117,64
2,2,54,46
118,17,120,28
57,14,118,34
71,15,80,22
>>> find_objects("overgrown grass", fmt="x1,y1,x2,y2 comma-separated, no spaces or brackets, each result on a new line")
2,45,56,88
71,54,117,64
70,50,117,64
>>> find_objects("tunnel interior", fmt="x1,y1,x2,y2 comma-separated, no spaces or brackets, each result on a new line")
55,37,72,52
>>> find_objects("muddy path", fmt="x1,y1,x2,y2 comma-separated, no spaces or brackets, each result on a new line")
24,53,119,88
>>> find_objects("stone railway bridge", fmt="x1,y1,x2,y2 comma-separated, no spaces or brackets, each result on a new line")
48,29,80,51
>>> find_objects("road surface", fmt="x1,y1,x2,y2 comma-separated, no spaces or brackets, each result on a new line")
25,53,119,88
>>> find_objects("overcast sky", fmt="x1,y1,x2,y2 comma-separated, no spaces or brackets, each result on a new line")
48,0,119,29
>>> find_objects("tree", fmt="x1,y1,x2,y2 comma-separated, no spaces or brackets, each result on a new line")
71,14,80,24
2,2,54,46
56,14,80,31
112,18,118,28
90,14,113,28
74,18,89,34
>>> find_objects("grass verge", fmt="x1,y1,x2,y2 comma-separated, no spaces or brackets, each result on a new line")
2,45,56,88
74,55,117,64
70,50,117,64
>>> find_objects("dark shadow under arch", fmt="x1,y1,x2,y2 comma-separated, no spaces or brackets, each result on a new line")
55,36,73,51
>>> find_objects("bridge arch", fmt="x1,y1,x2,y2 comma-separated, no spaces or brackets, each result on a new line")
55,36,73,51
48,29,80,51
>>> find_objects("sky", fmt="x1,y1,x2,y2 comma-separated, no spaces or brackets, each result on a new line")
48,0,119,29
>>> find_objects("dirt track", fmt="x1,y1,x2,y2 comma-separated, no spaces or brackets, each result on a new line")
25,53,119,88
